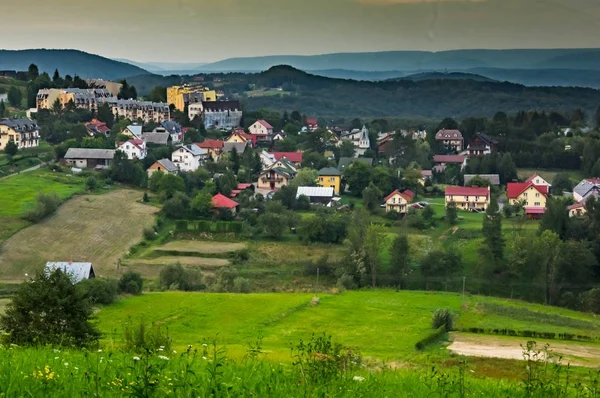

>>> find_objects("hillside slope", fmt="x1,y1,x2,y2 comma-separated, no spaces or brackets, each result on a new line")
197,48,600,73
0,49,149,80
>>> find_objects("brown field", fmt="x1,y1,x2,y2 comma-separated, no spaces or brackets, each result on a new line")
157,241,246,254
254,241,347,263
0,190,157,281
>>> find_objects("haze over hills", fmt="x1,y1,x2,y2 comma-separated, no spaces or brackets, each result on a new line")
0,49,149,81
195,49,600,73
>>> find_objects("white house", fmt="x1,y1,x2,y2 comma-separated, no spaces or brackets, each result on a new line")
118,138,147,160
259,150,276,169
188,102,204,122
171,144,208,172
249,120,273,136
340,125,370,157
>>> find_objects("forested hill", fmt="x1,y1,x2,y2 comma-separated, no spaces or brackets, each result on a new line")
237,66,600,118
0,49,149,80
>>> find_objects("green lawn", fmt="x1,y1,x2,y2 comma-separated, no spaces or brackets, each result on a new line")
0,169,85,217
96,290,600,362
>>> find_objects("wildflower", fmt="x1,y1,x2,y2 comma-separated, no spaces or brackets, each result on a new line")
158,355,169,361
353,376,365,382
74,367,79,371
54,357,59,360
64,362,69,367
158,348,163,351
53,349,60,353
202,356,207,360
173,350,177,354
133,356,140,361
160,346,165,349
98,349,103,353
202,344,207,347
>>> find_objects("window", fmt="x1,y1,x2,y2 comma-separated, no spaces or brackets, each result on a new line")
475,196,479,201
534,202,540,206
535,193,540,198
319,177,323,182
523,193,528,197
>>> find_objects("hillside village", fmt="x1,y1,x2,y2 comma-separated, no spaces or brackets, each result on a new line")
3,61,600,388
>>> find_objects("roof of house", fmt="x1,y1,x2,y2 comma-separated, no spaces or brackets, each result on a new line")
296,186,335,198
474,132,499,145
212,193,239,209
306,118,318,126
506,182,549,199
421,170,433,177
196,139,224,149
161,120,182,134
445,186,490,197
85,119,109,133
223,141,248,153
142,132,170,145
525,173,544,184
269,152,303,163
256,119,273,129
45,262,94,284
202,100,241,111
337,157,373,171
384,189,415,202
237,183,253,190
177,144,207,157
119,138,145,151
155,158,178,173
261,166,295,179
434,155,465,164
573,179,600,199
435,129,463,140
125,125,142,138
318,167,342,176
64,148,116,160
0,118,39,132
464,174,501,186
568,202,586,210
525,207,546,215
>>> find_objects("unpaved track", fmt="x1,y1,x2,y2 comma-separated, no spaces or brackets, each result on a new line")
448,332,600,367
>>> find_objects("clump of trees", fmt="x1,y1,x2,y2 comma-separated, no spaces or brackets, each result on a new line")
23,192,61,223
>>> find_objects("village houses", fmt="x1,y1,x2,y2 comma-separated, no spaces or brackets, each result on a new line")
171,144,208,172
0,118,40,150
147,158,178,178
384,189,415,214
445,186,490,211
435,129,464,152
317,167,342,195
117,138,147,160
507,182,549,217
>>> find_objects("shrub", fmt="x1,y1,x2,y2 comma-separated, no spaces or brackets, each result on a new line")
232,248,250,264
432,309,453,331
143,226,156,240
415,325,446,350
232,277,252,293
159,264,205,292
142,192,149,202
23,192,61,222
123,320,172,353
336,274,356,291
582,288,600,314
119,271,143,295
77,278,119,305
85,176,99,191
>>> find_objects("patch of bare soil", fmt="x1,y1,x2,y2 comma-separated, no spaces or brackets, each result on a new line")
448,332,600,368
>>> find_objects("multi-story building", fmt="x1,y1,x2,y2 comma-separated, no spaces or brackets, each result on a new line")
0,118,40,150
507,182,548,218
36,88,114,112
340,125,370,157
435,129,464,152
85,79,123,97
445,186,490,211
110,100,170,124
167,85,217,112
202,101,242,131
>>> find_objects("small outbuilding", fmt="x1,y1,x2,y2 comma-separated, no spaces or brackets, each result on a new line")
44,261,95,284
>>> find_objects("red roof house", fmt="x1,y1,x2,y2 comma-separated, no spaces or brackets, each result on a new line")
196,139,224,150
212,193,239,214
445,186,490,197
507,183,549,199
384,189,414,202
433,155,466,164
268,152,303,164
306,118,318,131
257,120,273,129
85,119,110,136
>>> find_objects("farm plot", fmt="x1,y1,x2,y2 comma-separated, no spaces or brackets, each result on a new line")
124,256,229,278
0,190,156,281
156,241,246,254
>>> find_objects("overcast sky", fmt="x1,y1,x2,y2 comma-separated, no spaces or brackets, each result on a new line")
2,0,599,63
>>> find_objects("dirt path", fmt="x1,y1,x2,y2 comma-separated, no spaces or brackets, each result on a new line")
448,332,600,368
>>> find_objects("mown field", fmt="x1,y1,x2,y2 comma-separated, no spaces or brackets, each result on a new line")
0,189,157,282
96,290,600,366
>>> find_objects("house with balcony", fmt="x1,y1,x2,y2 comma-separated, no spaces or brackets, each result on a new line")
0,118,40,150
445,186,490,211
467,132,498,157
257,158,297,190
384,189,415,214
435,129,464,152
249,120,273,140
117,138,147,160
171,144,208,172
507,182,549,217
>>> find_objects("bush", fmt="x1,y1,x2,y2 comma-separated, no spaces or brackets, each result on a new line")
23,192,61,222
336,274,356,291
415,325,446,350
432,309,453,331
119,271,143,295
143,226,156,240
123,320,172,353
85,176,99,191
232,248,250,264
232,277,252,293
142,192,149,202
77,278,119,305
159,264,204,292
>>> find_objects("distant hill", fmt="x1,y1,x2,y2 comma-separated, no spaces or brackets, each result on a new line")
0,49,149,80
237,66,600,119
196,48,600,73
399,72,496,82
114,59,207,75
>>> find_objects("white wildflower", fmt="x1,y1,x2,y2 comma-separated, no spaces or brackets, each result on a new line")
173,350,177,354
158,348,163,351
202,356,207,360
160,346,165,349
202,344,208,347
63,362,69,367
158,355,169,361
133,356,140,361
98,349,102,353
54,357,59,360
353,376,365,382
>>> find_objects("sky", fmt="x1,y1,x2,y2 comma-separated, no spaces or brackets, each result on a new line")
2,0,600,63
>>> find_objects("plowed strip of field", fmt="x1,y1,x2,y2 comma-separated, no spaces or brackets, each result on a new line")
157,241,245,254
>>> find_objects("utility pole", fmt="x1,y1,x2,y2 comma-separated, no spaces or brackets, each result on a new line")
462,276,466,304
316,267,320,294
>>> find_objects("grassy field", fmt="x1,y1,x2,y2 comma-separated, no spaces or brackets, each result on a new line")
0,169,86,243
96,290,600,364
517,168,584,184
0,189,157,281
